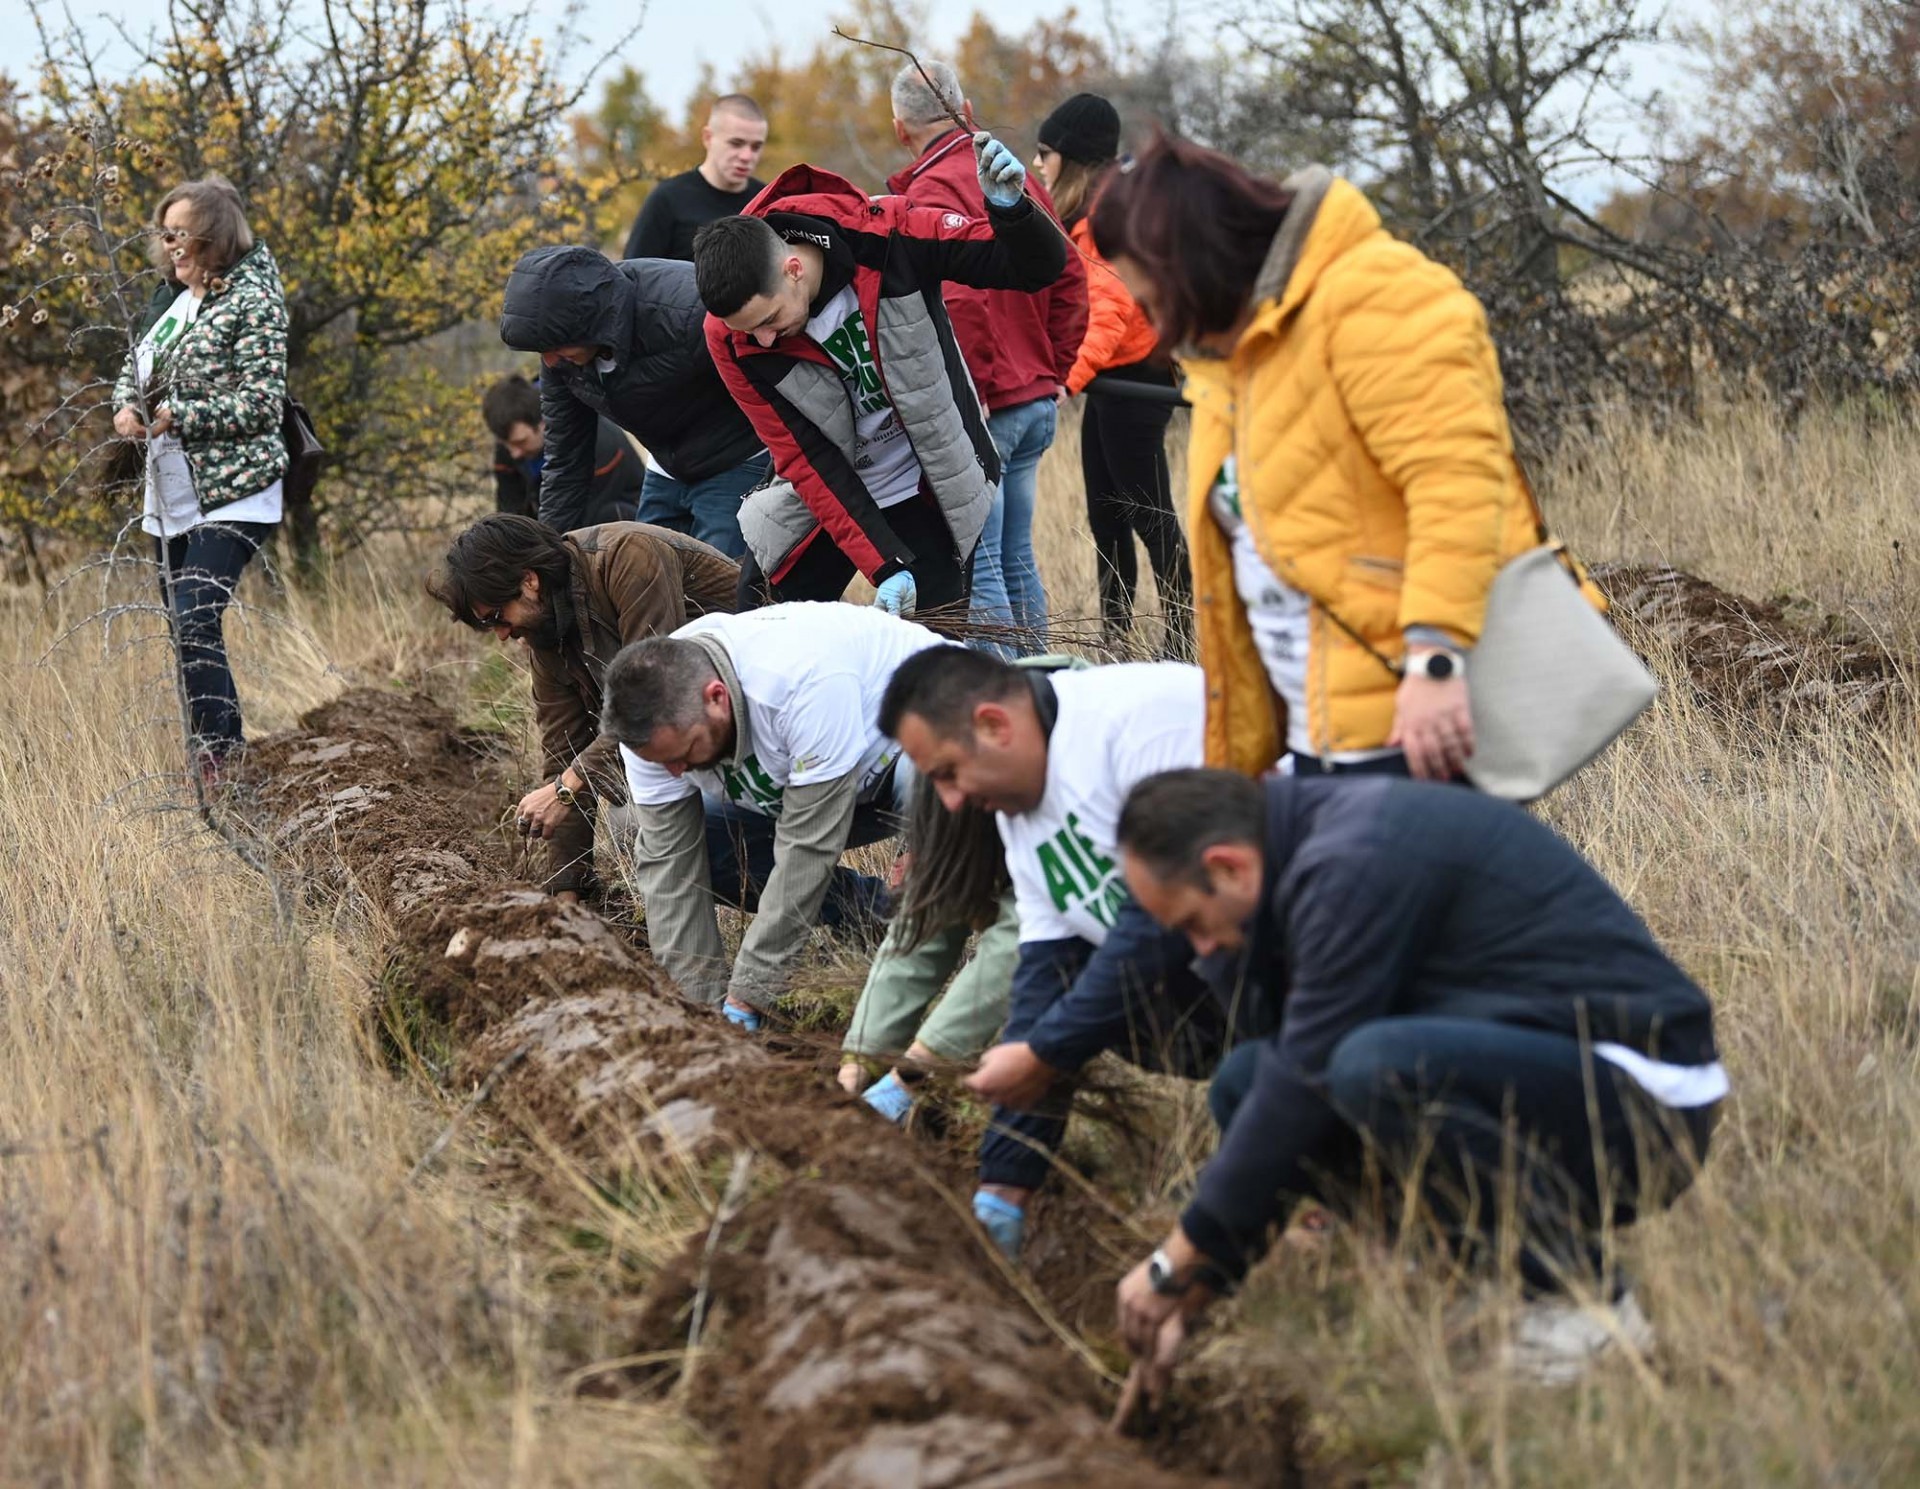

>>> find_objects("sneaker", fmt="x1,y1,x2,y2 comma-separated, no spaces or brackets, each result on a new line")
722,1001,763,1033
1504,1288,1656,1385
971,1190,1025,1262
861,1071,915,1125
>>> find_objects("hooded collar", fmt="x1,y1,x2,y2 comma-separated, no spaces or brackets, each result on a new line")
1239,170,1380,344
499,246,634,365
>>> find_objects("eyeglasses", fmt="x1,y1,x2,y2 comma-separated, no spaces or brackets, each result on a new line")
474,604,507,629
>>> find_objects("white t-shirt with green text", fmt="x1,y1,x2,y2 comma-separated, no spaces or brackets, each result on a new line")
621,602,944,817
997,662,1206,947
805,284,923,510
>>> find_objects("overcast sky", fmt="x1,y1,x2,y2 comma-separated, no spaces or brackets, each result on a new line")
3,0,1184,104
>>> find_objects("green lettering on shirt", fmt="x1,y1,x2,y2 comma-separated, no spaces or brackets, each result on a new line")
1065,812,1115,879
818,312,888,415
721,752,784,816
1037,840,1082,913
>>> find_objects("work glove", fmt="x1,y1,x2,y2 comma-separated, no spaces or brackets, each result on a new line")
874,570,917,616
972,1190,1026,1260
974,132,1027,209
861,1071,915,1125
722,1000,763,1032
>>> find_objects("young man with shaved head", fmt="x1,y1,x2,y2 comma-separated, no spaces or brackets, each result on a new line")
623,94,770,263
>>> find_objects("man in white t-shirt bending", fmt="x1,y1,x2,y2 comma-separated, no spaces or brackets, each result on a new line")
877,645,1238,1260
605,602,945,1028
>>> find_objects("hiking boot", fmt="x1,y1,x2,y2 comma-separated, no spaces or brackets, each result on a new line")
1504,1288,1656,1385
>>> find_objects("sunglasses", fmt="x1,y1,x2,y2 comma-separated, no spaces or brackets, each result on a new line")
474,604,508,629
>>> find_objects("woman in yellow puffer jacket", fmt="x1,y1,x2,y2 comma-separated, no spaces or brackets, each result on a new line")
1092,135,1581,781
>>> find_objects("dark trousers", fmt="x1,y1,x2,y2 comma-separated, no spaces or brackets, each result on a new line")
979,931,1244,1191
155,520,275,757
1210,1017,1718,1293
1081,364,1190,654
736,490,974,626
700,795,893,937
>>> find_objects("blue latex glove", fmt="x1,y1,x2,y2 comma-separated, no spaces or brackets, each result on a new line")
974,132,1026,209
874,570,917,615
861,1071,915,1125
722,1000,762,1032
972,1190,1026,1260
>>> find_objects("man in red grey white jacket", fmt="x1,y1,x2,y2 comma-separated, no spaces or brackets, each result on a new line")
692,133,1068,622
887,60,1088,652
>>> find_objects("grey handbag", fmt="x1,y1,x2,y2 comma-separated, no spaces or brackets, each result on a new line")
1316,541,1656,801
1459,543,1658,800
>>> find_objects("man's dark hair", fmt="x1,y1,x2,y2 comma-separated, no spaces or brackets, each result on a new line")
1090,133,1295,350
693,214,785,318
481,374,542,441
602,636,720,746
426,513,571,629
1117,768,1266,888
878,645,1024,742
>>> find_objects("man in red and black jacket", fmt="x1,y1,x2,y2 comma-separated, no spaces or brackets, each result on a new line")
887,62,1087,650
692,133,1068,620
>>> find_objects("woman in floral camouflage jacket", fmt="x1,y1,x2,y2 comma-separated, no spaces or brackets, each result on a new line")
113,175,287,777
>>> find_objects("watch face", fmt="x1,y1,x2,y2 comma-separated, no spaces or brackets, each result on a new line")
1427,653,1454,680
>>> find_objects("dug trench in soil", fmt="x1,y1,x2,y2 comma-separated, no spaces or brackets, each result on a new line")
1594,562,1906,724
240,687,1250,1489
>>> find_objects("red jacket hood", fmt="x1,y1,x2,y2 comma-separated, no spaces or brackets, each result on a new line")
744,163,876,225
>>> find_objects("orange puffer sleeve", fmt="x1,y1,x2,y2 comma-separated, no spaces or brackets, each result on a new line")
1065,222,1157,394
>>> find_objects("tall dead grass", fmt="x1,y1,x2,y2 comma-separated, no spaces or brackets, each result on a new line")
0,554,703,1485
1033,398,1920,1483
3,393,1915,1484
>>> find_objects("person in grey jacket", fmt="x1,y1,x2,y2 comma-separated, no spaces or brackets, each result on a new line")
1109,767,1726,1395
603,602,945,1028
498,247,768,556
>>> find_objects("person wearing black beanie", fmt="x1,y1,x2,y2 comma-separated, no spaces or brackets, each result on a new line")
1036,93,1192,656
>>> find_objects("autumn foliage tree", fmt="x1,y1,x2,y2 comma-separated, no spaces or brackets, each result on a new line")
4,0,623,569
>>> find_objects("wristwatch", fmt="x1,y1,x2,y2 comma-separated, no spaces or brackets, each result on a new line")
1147,1246,1190,1296
1148,1247,1237,1298
1403,648,1463,682
553,775,586,807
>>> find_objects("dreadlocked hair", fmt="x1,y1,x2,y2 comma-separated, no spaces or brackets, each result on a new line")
890,772,1010,952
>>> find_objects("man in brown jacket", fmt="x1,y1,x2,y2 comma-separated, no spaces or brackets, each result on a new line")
428,513,739,898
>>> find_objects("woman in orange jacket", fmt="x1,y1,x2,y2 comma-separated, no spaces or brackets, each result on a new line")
1091,136,1570,781
1034,94,1191,655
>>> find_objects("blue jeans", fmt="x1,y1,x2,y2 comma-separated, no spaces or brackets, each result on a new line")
698,758,915,940
637,452,769,561
1209,1019,1717,1292
155,519,275,757
970,399,1056,656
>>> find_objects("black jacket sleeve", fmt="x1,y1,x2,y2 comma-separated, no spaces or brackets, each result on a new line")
535,378,599,534
897,193,1069,295
1181,854,1434,1278
1023,896,1182,1072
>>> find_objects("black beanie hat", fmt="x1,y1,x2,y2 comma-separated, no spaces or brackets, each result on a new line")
1038,93,1121,166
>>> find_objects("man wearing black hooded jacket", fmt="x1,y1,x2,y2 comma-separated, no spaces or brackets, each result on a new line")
499,247,768,556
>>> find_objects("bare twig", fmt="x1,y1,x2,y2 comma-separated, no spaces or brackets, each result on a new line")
683,1149,755,1392
831,25,970,135
362,1042,531,1242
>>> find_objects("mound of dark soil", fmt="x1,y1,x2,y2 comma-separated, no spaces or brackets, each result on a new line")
245,687,1229,1488
1595,563,1905,724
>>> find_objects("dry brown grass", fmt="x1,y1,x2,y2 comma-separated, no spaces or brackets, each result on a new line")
3,394,1916,1484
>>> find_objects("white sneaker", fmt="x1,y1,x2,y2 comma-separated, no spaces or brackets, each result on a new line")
1504,1289,1656,1385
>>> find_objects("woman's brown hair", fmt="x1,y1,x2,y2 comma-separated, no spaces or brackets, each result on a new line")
1048,156,1109,228
150,175,255,279
1089,134,1294,350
